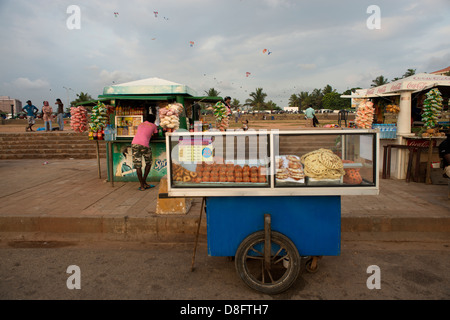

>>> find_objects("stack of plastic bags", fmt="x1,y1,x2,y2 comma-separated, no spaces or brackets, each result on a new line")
89,102,108,133
159,103,182,131
213,101,229,131
70,106,88,132
355,99,374,129
422,88,443,129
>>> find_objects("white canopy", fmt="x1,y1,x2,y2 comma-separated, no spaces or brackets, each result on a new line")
342,73,450,99
103,77,198,96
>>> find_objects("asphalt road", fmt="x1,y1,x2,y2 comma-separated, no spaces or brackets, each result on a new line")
0,237,449,303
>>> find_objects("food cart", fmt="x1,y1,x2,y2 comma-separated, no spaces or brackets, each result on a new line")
95,77,221,184
164,129,379,294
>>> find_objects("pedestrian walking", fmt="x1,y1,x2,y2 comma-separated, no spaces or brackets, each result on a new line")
131,113,158,191
42,101,53,132
55,98,64,131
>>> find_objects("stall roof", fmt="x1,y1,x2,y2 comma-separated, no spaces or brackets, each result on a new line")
341,73,450,99
75,98,110,106
102,77,198,96
97,95,176,101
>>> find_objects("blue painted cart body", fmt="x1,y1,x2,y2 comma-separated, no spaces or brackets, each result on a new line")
205,195,341,257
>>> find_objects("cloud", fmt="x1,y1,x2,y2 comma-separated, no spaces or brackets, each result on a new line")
11,78,50,90
298,64,317,70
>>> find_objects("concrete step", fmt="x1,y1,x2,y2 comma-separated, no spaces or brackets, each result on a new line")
0,153,104,159
0,141,106,150
0,133,107,159
0,149,106,155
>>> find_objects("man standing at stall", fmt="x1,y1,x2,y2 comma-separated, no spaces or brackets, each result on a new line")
305,105,315,127
22,100,38,132
131,113,158,191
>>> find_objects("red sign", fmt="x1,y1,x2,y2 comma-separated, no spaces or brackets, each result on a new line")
406,139,436,147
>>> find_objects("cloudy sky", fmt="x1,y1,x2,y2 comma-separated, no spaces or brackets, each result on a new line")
1,0,449,111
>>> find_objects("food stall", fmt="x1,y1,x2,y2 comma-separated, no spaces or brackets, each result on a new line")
94,77,221,184
164,129,379,293
343,73,450,181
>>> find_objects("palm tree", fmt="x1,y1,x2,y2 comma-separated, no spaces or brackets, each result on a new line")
288,94,300,109
371,75,389,87
245,88,267,111
322,84,335,95
71,92,93,107
298,91,312,110
231,98,241,110
266,100,280,111
204,88,220,97
310,88,323,109
402,68,416,78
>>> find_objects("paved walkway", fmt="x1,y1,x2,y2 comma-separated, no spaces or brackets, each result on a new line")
0,159,449,243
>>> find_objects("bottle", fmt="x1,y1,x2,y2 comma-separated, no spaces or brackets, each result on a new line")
104,125,111,141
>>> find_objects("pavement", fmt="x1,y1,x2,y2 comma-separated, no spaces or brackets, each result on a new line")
0,158,449,244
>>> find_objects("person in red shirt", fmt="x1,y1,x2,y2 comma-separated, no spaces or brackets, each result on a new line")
131,113,158,191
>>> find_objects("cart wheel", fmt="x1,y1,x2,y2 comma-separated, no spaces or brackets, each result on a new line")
305,256,320,273
235,231,301,295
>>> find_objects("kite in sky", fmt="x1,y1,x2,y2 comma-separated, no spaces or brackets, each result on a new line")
246,72,251,77
153,11,158,17
262,49,272,55
189,41,194,47
114,12,119,17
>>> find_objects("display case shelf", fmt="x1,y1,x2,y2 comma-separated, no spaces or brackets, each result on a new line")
115,115,143,137
166,129,379,197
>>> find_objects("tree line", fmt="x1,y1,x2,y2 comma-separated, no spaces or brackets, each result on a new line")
70,68,423,112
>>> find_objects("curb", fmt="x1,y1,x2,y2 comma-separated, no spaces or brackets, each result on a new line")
1,215,449,243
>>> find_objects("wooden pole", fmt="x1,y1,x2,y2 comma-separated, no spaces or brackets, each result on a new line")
426,138,433,184
108,142,114,187
96,140,101,179
191,197,205,272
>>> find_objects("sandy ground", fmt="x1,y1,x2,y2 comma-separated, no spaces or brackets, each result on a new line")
0,119,74,133
0,116,348,133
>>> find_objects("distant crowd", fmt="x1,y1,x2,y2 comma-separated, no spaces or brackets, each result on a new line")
22,99,65,132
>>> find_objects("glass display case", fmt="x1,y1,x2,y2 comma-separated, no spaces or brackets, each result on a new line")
115,115,143,137
166,129,379,197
